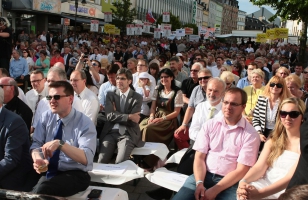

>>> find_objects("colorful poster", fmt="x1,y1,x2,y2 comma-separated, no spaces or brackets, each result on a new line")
126,24,135,35
104,24,115,34
256,33,267,43
162,12,170,23
204,28,215,38
184,27,193,35
162,24,172,37
114,28,120,35
266,29,275,39
274,28,288,38
33,0,61,14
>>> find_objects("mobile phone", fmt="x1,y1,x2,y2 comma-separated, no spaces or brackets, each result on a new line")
87,189,102,199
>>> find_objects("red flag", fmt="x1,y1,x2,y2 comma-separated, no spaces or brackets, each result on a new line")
146,8,156,23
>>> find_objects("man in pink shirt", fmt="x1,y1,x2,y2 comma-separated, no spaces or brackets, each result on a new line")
173,88,260,200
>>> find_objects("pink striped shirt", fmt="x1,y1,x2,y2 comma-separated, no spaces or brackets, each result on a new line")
193,115,260,176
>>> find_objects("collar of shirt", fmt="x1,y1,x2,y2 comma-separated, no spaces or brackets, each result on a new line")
75,87,87,99
56,107,75,126
33,86,48,96
120,88,130,98
14,56,21,61
205,101,222,111
216,115,246,130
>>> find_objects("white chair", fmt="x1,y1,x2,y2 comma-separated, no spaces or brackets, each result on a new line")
165,148,188,164
67,186,128,200
88,160,144,185
145,167,189,192
131,142,169,161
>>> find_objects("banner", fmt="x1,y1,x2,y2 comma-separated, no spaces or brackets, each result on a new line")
189,35,200,42
162,24,172,37
114,28,120,35
126,24,135,35
162,12,170,23
204,28,215,39
274,28,288,38
104,24,115,34
184,27,193,35
198,26,207,35
154,28,161,39
143,22,151,33
90,20,99,32
192,1,197,24
256,33,267,43
176,29,185,37
135,24,143,35
104,12,112,23
33,0,61,14
266,29,275,39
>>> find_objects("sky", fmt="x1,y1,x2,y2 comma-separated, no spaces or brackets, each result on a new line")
238,0,276,15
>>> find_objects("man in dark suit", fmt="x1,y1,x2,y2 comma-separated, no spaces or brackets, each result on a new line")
0,86,38,191
98,68,144,164
0,77,32,132
62,47,73,72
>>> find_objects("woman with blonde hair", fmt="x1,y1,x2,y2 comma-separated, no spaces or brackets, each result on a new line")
276,67,290,78
285,74,308,102
220,71,235,89
253,76,291,150
237,98,305,199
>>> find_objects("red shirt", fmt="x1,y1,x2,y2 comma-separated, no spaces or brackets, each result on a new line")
50,56,65,67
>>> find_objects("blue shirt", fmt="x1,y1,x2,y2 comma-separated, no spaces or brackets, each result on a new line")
30,108,97,172
9,56,29,78
98,81,116,108
237,77,251,89
188,85,207,108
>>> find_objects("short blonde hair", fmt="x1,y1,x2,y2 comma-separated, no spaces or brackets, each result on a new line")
276,67,290,76
285,74,302,88
220,71,234,83
251,68,265,79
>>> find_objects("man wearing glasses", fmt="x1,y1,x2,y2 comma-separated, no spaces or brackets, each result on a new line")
30,81,96,197
173,88,260,200
26,70,48,113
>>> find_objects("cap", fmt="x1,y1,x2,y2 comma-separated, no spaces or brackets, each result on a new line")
226,60,233,66
176,53,183,57
100,58,108,69
139,72,150,79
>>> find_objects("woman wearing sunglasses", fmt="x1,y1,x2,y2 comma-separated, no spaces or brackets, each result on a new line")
237,97,305,200
253,76,291,150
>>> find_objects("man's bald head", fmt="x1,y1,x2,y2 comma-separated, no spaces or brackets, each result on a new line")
53,62,65,71
0,77,18,103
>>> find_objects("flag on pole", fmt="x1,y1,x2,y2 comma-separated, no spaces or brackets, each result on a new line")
146,8,156,23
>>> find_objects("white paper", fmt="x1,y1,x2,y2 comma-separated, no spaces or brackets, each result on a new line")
163,173,188,183
93,164,127,175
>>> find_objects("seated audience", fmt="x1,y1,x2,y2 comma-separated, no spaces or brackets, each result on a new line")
31,81,96,197
98,68,143,164
237,98,304,199
173,88,260,200
34,50,50,77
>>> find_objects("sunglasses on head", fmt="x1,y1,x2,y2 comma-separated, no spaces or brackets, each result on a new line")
280,111,301,118
198,76,211,81
269,82,283,88
46,95,69,101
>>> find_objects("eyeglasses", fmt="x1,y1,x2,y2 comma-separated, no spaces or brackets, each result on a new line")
46,95,69,101
270,82,283,88
0,84,11,88
280,110,301,119
70,79,82,82
303,71,308,74
92,62,98,66
160,76,170,79
198,76,212,81
116,77,127,80
222,101,242,107
30,79,44,84
190,69,199,73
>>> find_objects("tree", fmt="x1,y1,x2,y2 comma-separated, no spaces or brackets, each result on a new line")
250,0,308,64
111,0,137,34
184,23,198,34
156,12,181,31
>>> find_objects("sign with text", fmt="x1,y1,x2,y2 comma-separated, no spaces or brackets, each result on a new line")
104,12,112,23
184,27,193,35
189,34,200,42
256,33,267,43
162,24,172,37
143,22,152,33
33,0,61,14
204,28,215,38
176,29,185,37
104,24,115,34
192,1,197,24
198,26,207,35
154,28,161,39
274,28,288,38
126,24,135,35
162,12,170,23
266,29,275,40
114,28,120,35
135,24,143,35
90,20,99,32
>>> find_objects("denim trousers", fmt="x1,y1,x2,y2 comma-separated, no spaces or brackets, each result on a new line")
172,172,238,200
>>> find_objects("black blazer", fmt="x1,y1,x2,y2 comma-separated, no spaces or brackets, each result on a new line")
63,53,73,71
0,107,35,191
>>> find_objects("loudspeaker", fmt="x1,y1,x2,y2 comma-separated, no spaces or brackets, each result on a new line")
2,1,12,10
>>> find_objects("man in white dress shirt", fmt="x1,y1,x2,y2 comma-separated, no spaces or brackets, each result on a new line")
208,56,224,78
26,70,48,113
245,44,254,53
32,67,84,132
70,70,100,125
89,47,103,62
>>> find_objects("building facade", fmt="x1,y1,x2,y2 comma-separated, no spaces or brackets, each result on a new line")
247,7,281,27
237,10,246,30
208,0,217,28
215,2,222,35
221,0,239,34
245,16,264,31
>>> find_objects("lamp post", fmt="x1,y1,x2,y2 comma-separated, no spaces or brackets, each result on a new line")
74,0,86,41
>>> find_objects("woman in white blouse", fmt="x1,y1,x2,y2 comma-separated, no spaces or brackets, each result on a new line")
22,49,35,74
253,75,292,150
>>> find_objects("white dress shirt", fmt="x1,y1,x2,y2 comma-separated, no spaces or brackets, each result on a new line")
25,86,49,113
208,65,221,78
245,47,254,53
18,87,28,105
75,87,100,125
189,101,223,141
89,53,103,62
32,96,84,128
92,74,105,89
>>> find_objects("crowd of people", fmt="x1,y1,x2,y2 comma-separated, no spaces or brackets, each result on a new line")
1,15,308,199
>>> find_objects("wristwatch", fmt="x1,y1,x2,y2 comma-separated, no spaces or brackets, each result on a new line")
58,140,65,150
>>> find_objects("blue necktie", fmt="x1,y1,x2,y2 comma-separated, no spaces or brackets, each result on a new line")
46,120,63,179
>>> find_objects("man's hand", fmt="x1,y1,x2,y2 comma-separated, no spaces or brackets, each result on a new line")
237,182,249,200
204,187,219,200
174,125,188,135
195,184,206,200
42,140,60,158
129,113,140,123
259,134,267,142
33,159,49,174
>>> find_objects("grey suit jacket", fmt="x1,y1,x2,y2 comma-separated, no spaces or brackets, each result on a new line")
101,88,144,147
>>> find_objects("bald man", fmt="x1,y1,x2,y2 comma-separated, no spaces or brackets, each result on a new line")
53,62,66,71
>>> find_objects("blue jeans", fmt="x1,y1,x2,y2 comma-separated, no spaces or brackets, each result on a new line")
172,172,238,200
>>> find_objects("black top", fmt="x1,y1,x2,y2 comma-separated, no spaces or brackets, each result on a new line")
4,96,33,132
114,51,123,61
0,27,12,59
181,77,199,99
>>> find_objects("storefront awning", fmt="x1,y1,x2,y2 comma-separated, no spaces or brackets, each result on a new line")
11,0,32,10
61,14,105,26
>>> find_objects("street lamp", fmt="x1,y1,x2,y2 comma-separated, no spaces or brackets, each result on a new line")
74,0,86,41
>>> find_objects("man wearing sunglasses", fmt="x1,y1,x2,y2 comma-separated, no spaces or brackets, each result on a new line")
30,81,96,197
173,88,260,200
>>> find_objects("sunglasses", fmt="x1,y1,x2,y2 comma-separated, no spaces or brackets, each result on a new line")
280,111,301,119
198,76,212,81
303,71,308,74
269,83,283,88
190,69,199,73
46,95,69,101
